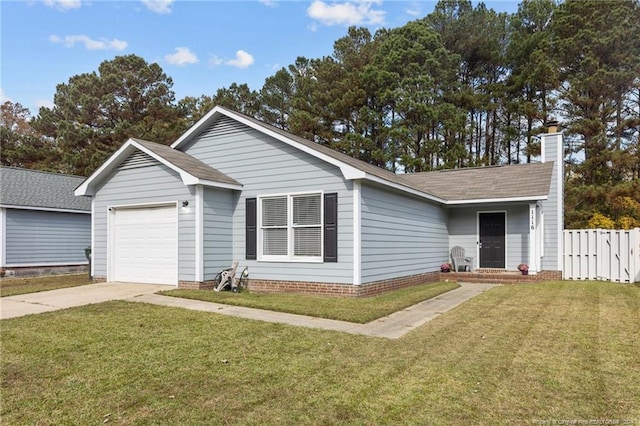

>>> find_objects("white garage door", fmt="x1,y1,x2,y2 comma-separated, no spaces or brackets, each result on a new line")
112,205,177,285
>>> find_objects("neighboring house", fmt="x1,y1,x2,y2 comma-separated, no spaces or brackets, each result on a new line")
75,106,563,294
1,167,91,277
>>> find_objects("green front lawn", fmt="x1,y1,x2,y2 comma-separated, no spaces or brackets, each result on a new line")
2,281,639,425
0,274,93,297
161,281,460,323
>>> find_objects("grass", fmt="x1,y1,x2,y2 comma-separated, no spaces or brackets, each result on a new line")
160,281,461,323
0,274,93,297
1,281,639,425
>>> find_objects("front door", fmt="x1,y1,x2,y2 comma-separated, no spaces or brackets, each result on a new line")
479,212,506,268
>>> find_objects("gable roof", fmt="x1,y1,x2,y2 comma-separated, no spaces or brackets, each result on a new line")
0,167,91,212
132,139,241,186
172,106,447,203
171,106,552,204
400,162,554,204
75,138,242,196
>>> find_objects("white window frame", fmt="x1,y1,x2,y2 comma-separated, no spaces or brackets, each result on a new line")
258,191,324,262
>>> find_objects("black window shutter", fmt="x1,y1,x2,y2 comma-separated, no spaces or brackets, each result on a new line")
323,193,338,262
246,198,257,260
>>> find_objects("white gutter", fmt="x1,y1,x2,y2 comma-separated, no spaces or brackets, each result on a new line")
445,195,549,205
0,204,91,214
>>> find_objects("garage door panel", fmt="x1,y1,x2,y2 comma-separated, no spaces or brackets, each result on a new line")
112,206,177,285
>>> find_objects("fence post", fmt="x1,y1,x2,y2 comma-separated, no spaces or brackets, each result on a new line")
631,228,640,283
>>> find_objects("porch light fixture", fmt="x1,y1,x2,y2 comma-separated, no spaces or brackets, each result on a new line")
182,201,189,207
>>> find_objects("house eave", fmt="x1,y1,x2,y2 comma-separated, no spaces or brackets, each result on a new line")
75,140,137,197
181,176,243,191
363,174,447,204
445,195,548,205
0,204,91,214
172,107,374,183
75,138,239,196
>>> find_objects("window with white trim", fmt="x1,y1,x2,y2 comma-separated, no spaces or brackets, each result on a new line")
260,193,322,260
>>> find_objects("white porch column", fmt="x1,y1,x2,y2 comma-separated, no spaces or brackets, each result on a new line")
90,198,95,277
195,185,204,282
353,180,361,285
0,207,6,268
529,202,538,274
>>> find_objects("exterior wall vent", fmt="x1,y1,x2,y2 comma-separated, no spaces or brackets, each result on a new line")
117,150,158,170
199,116,247,139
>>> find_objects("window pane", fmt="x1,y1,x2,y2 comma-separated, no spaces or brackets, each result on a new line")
293,194,320,226
262,197,287,227
263,228,288,256
294,227,321,257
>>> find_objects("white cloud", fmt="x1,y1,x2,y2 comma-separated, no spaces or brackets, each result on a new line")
307,0,385,26
0,88,13,103
259,0,278,7
209,50,255,69
164,47,199,66
226,50,255,69
49,34,128,51
35,98,55,109
141,0,174,14
43,0,82,11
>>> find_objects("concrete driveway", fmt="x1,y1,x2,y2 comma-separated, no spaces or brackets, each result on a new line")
0,282,169,320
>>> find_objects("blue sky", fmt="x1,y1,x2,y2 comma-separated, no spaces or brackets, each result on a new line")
1,0,518,115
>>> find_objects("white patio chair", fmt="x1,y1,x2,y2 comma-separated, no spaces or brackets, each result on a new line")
451,246,473,272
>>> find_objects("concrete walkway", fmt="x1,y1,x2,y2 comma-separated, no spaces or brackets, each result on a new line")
128,282,498,339
1,281,498,339
0,282,169,319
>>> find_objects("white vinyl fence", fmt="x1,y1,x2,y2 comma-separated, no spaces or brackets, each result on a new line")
563,228,640,283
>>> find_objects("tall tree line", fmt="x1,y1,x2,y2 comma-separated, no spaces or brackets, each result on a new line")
1,0,638,228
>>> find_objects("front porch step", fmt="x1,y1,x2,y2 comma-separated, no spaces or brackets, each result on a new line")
442,269,543,284
474,268,521,275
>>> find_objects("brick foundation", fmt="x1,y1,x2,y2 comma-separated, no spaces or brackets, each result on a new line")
169,269,562,295
178,280,217,290
246,271,449,298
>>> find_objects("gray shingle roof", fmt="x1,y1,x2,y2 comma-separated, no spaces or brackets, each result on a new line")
0,167,91,211
400,162,554,201
132,138,241,186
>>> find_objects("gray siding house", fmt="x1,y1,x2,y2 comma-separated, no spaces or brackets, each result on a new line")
1,167,91,277
76,107,563,294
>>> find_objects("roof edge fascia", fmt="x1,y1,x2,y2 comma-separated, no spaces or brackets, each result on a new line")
75,138,205,196
0,204,90,214
181,176,243,190
171,107,219,149
75,138,138,196
171,107,367,181
445,195,548,205
363,174,447,204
